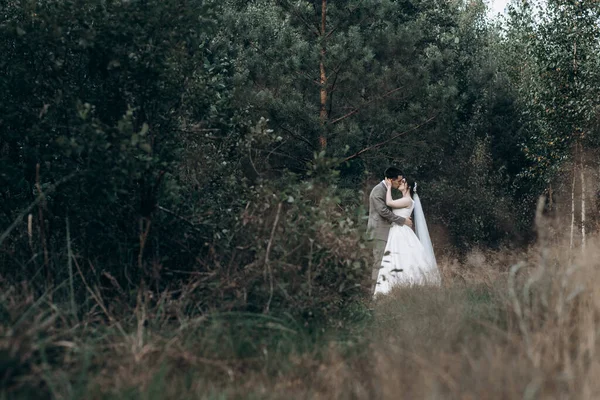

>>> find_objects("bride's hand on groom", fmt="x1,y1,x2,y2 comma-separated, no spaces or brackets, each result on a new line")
384,178,392,189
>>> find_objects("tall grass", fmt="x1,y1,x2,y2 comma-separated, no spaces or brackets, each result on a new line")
2,221,600,398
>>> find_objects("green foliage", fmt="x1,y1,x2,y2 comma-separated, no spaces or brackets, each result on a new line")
216,0,542,248
505,0,600,183
2,0,600,397
0,0,377,326
192,158,372,321
428,138,515,249
2,0,599,333
0,0,223,286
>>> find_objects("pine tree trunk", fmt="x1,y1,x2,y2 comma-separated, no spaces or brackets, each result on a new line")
318,0,328,149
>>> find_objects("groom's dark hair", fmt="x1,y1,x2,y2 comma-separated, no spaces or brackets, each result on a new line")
384,167,403,179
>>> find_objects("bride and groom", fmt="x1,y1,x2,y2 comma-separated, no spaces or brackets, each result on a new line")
367,167,441,296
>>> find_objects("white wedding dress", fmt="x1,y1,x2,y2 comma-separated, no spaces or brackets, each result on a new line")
375,200,441,295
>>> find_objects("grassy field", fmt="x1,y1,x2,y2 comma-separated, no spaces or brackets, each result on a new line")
2,231,600,399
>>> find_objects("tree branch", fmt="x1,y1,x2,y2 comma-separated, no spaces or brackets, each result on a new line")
327,67,341,118
325,0,368,39
157,205,204,234
0,172,77,247
342,116,436,163
277,0,321,36
264,202,283,313
248,41,321,86
278,124,317,150
330,86,405,125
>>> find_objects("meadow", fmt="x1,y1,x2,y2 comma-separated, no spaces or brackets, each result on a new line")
3,206,598,399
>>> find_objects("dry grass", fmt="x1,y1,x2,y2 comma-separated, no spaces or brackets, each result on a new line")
294,231,600,400
2,224,600,399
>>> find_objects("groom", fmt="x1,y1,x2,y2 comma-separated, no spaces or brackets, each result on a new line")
367,167,412,294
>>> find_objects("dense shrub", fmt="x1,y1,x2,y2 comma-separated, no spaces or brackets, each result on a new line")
0,0,215,282
0,1,372,325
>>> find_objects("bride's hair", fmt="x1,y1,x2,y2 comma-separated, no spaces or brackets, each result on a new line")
404,176,416,197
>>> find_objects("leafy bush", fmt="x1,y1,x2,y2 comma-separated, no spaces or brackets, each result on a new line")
0,1,372,325
0,0,225,287
232,162,372,321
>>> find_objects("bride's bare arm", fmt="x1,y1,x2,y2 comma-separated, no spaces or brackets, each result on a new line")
374,194,405,225
386,185,411,209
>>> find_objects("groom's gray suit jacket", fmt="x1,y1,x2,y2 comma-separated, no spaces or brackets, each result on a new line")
367,182,406,242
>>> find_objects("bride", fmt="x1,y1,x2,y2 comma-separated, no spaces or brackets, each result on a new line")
374,176,441,295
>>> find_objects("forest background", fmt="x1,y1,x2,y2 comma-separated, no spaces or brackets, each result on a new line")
1,0,600,398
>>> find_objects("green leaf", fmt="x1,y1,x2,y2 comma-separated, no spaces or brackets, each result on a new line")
139,123,149,136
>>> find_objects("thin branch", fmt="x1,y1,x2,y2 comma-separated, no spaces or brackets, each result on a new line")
247,148,261,178
324,28,337,39
342,116,436,163
277,0,321,36
255,149,310,165
330,108,360,125
278,124,316,150
0,173,77,247
248,41,321,86
330,86,405,125
157,205,204,234
264,202,283,314
325,0,368,39
327,63,343,118
266,140,287,162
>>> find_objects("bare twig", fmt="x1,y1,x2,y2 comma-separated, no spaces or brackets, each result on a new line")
255,149,311,165
0,172,76,247
330,86,405,125
327,64,342,118
157,205,204,234
264,202,283,314
342,116,436,162
278,125,316,150
247,148,261,178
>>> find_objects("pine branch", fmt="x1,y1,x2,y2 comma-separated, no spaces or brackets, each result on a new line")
248,41,321,86
278,125,317,150
325,0,369,39
330,86,405,125
342,116,436,163
277,0,321,36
